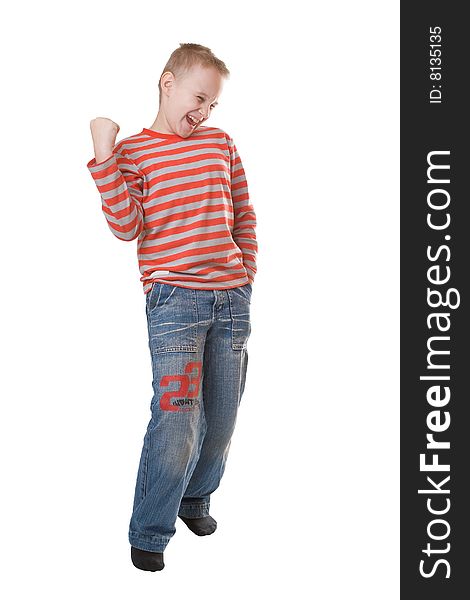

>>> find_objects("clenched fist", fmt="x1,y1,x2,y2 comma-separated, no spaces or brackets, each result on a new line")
90,117,120,164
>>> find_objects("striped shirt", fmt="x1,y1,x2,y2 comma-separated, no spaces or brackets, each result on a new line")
87,126,257,295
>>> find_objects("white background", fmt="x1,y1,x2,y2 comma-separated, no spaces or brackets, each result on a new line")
1,0,399,597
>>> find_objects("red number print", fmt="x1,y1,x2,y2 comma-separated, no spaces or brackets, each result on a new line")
159,361,203,411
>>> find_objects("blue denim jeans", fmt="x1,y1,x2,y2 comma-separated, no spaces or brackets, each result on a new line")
128,281,252,552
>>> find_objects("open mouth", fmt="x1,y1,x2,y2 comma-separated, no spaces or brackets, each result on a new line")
186,114,201,128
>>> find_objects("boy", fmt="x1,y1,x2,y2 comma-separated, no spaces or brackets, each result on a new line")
87,43,257,572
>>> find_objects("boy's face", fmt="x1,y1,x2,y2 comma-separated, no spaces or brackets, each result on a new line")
161,63,224,137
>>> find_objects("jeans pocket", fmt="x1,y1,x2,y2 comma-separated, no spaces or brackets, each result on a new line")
146,282,162,316
228,287,252,350
148,284,199,353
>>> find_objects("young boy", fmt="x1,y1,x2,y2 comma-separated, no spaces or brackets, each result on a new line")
87,43,257,572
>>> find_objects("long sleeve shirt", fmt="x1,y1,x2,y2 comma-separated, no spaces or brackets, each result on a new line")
87,126,257,295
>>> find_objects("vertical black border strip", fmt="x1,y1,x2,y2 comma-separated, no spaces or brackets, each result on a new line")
401,2,469,597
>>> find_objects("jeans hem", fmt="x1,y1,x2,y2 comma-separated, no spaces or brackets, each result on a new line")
177,502,210,518
129,532,169,553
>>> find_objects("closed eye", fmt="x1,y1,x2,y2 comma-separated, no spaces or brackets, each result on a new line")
197,96,217,109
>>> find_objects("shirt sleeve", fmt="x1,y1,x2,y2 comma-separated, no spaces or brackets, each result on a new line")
228,136,258,284
86,150,145,241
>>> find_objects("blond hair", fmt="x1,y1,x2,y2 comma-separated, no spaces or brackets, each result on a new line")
158,43,230,104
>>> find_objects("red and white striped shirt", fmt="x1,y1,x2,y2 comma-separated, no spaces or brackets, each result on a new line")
87,126,257,295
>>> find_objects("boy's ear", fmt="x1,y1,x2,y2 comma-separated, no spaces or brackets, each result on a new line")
161,71,176,95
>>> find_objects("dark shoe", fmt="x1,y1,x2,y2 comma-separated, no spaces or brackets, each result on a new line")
131,546,165,571
178,514,217,536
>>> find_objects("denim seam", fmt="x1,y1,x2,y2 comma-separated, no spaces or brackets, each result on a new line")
129,531,170,542
141,441,150,499
193,288,199,343
152,346,198,353
179,502,210,510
